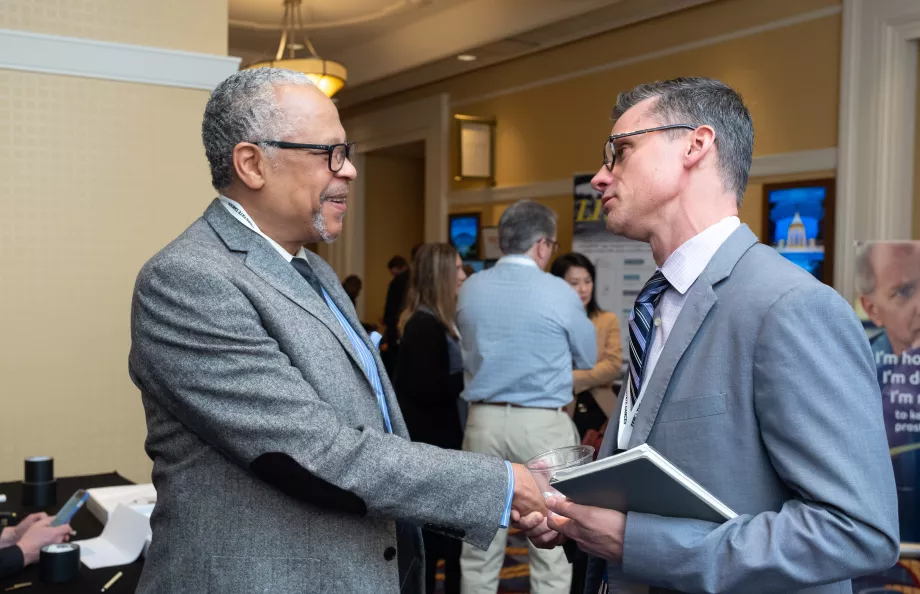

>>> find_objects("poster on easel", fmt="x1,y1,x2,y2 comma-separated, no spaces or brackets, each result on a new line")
851,240,920,594
571,174,657,357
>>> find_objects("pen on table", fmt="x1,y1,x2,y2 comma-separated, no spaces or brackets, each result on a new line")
4,583,31,592
101,571,123,592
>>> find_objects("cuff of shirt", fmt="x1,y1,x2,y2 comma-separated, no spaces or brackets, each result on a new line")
500,460,514,528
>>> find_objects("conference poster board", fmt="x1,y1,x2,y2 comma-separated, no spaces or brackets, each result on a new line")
571,174,657,360
851,240,920,593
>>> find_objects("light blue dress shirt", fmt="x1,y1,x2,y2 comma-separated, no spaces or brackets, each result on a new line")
457,255,598,408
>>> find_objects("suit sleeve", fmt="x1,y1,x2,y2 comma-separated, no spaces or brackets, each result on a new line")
0,545,24,580
129,255,508,550
573,313,622,394
617,283,900,593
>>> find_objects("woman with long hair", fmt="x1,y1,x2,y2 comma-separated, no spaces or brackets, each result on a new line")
394,242,467,594
550,252,623,437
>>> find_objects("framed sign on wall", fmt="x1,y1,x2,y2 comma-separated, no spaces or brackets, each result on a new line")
454,114,495,183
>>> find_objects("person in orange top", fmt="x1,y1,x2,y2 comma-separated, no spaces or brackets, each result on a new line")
551,253,623,439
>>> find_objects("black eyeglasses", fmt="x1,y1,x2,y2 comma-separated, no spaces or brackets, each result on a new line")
602,124,698,171
255,140,356,173
542,237,560,253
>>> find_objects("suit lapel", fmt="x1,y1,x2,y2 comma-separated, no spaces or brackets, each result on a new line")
627,225,760,448
202,201,368,380
627,284,717,448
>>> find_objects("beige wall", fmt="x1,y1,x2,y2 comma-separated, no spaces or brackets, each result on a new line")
446,0,841,193
0,2,227,482
362,152,426,328
0,0,226,54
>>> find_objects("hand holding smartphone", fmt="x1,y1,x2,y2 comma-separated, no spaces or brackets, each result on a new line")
51,489,88,527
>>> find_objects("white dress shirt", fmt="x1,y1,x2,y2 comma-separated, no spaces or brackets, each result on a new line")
618,216,741,449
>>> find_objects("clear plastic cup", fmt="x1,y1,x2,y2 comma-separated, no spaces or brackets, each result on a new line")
524,445,595,499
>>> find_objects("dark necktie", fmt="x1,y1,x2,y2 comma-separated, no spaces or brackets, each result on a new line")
291,258,326,302
627,270,671,405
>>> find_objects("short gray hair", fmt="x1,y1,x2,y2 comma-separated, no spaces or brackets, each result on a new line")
612,77,754,206
498,200,557,255
202,68,315,190
855,242,876,295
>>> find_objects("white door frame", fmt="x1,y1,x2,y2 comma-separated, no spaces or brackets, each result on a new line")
324,93,450,317
836,0,920,299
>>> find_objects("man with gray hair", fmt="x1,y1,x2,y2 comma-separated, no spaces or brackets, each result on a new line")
456,199,597,594
128,68,548,594
515,77,899,593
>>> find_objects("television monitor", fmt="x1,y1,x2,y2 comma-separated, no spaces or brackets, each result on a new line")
449,213,481,260
763,179,835,285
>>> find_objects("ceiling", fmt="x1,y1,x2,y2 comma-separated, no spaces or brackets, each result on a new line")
228,0,716,108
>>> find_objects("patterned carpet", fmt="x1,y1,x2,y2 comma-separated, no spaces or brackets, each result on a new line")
433,527,532,593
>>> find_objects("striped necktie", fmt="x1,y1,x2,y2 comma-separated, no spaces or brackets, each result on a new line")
626,270,670,405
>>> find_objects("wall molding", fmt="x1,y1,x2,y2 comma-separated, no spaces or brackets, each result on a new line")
748,147,837,178
448,148,838,206
0,28,241,90
836,0,920,299
451,5,842,108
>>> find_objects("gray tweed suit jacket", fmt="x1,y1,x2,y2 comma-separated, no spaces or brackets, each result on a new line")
583,225,900,594
129,200,509,594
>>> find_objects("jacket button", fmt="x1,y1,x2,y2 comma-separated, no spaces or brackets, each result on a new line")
384,546,396,561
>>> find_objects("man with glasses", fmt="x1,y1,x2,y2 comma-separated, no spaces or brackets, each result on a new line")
456,199,597,594
515,77,899,593
128,68,549,594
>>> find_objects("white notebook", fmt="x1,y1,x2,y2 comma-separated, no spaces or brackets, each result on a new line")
549,443,737,524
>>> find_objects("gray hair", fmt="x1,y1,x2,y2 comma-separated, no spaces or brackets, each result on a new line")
855,242,876,295
498,200,557,255
612,77,754,206
202,68,315,190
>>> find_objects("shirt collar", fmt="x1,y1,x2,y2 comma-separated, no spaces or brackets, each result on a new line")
660,216,741,295
497,254,539,268
219,195,308,263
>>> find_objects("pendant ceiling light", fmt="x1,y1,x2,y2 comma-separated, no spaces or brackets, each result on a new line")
245,0,347,98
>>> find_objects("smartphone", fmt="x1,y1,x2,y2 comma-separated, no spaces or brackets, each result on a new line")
51,489,89,527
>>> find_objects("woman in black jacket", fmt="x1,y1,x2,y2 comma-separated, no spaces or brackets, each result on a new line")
394,242,467,594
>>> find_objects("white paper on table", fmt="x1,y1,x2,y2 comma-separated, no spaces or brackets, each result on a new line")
72,503,150,569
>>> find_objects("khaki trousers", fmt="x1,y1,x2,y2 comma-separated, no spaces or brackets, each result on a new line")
460,403,579,594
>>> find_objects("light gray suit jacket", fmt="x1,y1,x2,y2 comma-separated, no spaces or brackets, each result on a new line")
583,225,899,594
129,200,509,594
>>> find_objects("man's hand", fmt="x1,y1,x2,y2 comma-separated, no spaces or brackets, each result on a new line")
512,509,567,549
510,463,549,518
15,516,74,566
544,496,626,563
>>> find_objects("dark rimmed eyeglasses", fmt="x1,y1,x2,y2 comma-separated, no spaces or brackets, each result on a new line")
602,124,698,171
255,140,356,173
542,237,560,253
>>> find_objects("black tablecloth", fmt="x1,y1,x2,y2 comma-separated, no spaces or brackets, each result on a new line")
0,473,144,593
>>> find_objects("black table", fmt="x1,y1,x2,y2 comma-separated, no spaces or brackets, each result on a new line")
0,473,144,593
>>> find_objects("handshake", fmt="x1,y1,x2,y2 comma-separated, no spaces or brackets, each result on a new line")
508,463,626,563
